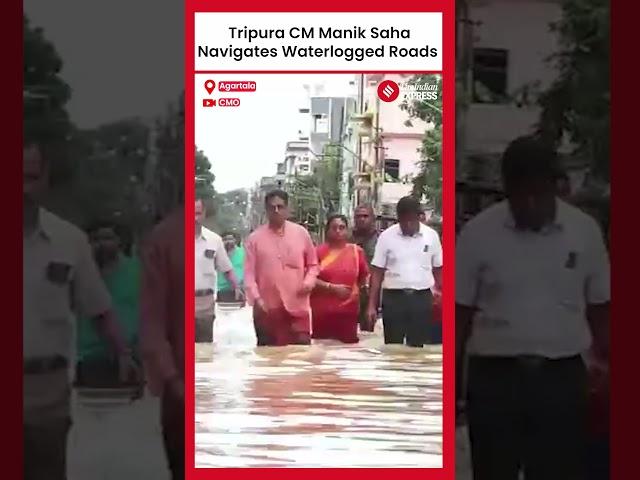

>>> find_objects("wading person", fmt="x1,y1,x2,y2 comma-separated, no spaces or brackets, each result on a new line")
23,140,138,480
76,220,142,388
351,204,378,332
366,196,443,347
140,202,185,480
217,232,245,305
194,198,241,343
456,136,610,480
244,190,319,346
311,215,369,343
421,214,443,344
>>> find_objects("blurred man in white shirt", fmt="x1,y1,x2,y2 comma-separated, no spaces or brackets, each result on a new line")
194,198,241,342
456,136,610,480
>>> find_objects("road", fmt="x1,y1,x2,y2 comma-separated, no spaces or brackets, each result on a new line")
66,304,474,475
195,304,444,468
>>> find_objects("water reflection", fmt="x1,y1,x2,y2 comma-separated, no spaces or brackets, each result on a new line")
195,305,443,468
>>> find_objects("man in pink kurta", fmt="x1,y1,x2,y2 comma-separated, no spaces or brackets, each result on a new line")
244,190,319,346
139,207,185,480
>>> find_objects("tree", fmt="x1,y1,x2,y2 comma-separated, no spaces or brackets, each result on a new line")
70,119,150,228
536,0,609,181
154,93,185,218
400,75,443,215
24,14,75,186
195,147,216,199
211,189,249,237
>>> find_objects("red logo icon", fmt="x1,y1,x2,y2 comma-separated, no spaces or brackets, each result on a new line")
377,80,400,102
204,80,215,94
203,99,216,107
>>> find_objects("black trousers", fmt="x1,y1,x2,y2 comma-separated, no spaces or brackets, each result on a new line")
161,389,184,480
195,314,214,343
381,289,433,347
24,417,71,480
466,355,588,480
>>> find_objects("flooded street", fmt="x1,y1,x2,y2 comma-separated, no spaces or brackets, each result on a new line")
195,304,443,468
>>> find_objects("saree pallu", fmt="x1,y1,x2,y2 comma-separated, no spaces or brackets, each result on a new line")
310,243,369,343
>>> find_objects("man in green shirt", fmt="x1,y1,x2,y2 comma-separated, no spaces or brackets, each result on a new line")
217,232,245,305
351,205,379,332
76,221,141,387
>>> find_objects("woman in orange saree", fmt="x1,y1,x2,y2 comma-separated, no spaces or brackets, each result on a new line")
311,215,370,343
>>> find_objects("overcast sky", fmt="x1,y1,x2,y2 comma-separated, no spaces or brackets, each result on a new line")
195,74,356,193
24,4,357,194
25,1,183,128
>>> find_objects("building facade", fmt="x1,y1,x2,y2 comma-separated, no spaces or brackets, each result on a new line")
457,0,589,219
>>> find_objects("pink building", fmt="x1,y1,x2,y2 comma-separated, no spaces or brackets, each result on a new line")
357,73,431,218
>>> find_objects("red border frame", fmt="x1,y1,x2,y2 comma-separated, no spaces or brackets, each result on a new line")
185,2,455,478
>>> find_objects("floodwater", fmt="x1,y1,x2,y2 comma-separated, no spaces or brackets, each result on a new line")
195,304,443,468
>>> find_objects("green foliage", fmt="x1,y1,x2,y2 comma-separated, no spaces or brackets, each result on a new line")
71,119,150,227
23,15,75,186
154,92,185,213
537,0,609,180
400,75,443,214
195,147,216,199
288,143,342,237
24,14,185,235
211,189,249,238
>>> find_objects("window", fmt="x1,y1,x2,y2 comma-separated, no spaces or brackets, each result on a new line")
276,163,286,175
299,164,310,172
472,48,508,104
313,114,328,133
383,158,400,182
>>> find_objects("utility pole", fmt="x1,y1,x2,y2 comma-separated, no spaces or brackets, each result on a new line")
142,118,158,228
356,74,364,209
457,0,473,183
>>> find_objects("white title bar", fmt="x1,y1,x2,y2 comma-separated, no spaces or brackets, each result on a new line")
194,12,443,72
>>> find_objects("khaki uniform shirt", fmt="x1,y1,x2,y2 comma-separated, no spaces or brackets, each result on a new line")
23,208,111,421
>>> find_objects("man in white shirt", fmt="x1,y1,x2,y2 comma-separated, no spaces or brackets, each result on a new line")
23,140,139,480
367,196,443,347
195,198,240,342
456,136,610,480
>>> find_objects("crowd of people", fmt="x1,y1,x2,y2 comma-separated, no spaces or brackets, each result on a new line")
193,191,444,348
23,132,610,480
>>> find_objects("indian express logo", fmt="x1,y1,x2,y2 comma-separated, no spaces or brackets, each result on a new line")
401,82,439,100
378,80,439,103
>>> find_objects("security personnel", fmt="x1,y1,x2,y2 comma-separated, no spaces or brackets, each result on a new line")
194,198,240,342
456,136,610,480
367,196,443,347
23,140,138,480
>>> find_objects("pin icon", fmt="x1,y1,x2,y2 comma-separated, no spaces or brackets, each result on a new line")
204,80,215,94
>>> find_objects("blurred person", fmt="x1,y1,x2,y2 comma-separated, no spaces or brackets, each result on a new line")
366,196,443,347
425,217,443,344
351,204,378,332
139,202,185,480
217,231,245,305
456,136,610,480
23,140,138,480
311,215,369,343
194,198,240,343
557,170,572,200
244,190,319,346
76,220,142,388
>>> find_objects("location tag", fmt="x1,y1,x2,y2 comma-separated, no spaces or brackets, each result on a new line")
204,80,215,94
